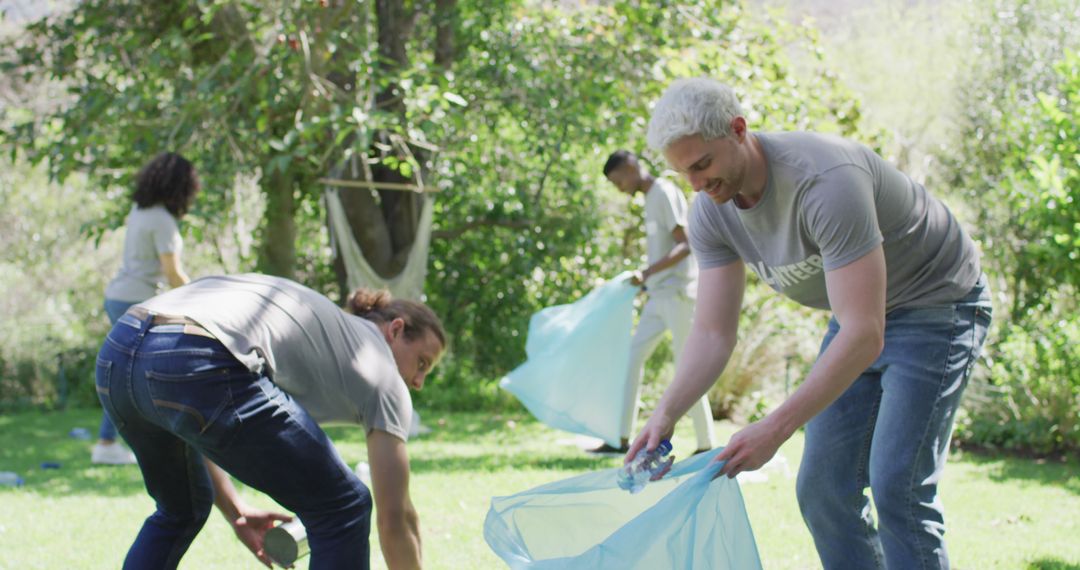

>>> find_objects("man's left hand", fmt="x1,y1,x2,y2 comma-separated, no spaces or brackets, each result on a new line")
712,416,789,479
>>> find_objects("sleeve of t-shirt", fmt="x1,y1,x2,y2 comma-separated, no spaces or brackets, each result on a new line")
801,165,883,271
361,373,413,443
688,194,740,269
657,180,688,233
153,211,183,255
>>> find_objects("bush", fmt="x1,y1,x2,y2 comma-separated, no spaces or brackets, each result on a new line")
0,162,113,409
957,308,1080,454
939,0,1080,454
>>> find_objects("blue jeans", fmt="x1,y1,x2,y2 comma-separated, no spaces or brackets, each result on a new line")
100,298,138,441
97,313,372,570
796,275,992,570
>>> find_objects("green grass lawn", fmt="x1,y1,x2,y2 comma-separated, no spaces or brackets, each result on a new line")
1,408,1078,569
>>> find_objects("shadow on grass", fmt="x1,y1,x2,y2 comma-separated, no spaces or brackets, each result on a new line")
411,453,613,474
326,411,537,445
956,450,1080,496
1026,559,1080,570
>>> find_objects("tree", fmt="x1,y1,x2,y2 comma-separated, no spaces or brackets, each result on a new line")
1,0,457,281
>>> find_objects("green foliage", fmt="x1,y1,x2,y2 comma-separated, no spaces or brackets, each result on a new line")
999,51,1080,305
953,50,1080,455
956,311,1080,455
938,0,1080,454
940,0,1080,315
0,164,112,409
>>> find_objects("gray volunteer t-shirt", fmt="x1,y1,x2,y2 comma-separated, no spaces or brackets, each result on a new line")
105,205,184,302
689,132,980,311
138,274,413,441
644,177,698,296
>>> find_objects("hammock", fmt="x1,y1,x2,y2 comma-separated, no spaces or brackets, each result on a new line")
324,185,434,301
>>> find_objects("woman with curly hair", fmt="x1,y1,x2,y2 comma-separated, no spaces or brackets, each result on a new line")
95,152,200,464
97,273,446,569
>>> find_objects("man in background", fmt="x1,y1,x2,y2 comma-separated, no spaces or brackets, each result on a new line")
593,150,716,455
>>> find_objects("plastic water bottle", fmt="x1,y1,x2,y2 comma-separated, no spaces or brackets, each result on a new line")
0,471,25,487
264,520,309,567
616,440,674,494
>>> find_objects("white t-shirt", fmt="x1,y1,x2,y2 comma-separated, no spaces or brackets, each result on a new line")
138,274,413,441
644,177,697,296
104,205,183,302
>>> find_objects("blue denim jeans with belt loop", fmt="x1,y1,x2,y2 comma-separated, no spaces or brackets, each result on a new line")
99,298,138,441
97,312,372,570
796,275,992,570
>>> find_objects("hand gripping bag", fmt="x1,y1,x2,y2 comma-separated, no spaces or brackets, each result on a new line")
484,449,762,569
499,273,637,447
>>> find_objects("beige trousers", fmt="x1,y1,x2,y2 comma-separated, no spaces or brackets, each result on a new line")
619,290,716,450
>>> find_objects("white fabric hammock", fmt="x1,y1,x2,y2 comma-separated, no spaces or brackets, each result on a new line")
324,185,434,301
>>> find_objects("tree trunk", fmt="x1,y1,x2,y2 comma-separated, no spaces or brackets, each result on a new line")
337,178,396,271
434,0,456,69
257,167,297,277
371,0,418,273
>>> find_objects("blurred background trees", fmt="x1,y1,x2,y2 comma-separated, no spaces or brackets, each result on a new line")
1,0,1076,454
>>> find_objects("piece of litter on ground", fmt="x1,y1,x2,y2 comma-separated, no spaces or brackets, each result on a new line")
737,471,770,484
555,435,605,450
0,472,24,487
736,455,792,484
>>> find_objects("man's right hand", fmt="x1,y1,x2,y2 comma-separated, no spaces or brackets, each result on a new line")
625,412,675,466
230,506,294,568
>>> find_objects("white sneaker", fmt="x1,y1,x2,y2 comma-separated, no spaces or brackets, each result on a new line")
355,461,371,484
91,443,137,465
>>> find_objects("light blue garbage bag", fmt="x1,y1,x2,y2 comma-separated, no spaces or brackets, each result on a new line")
499,273,637,447
484,448,762,569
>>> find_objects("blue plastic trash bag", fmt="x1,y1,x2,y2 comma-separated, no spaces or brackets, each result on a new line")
499,273,637,447
484,448,762,569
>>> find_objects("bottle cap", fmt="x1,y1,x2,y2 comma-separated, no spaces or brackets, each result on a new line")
658,439,673,454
